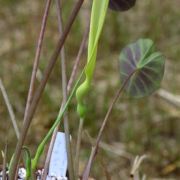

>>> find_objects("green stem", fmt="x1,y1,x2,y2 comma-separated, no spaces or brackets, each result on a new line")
31,70,84,171
22,147,32,179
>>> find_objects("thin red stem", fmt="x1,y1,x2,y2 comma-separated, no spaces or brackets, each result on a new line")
24,0,52,123
82,72,135,180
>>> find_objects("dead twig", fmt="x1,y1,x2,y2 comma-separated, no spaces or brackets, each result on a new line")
56,0,75,178
156,89,180,108
0,78,20,139
24,0,52,123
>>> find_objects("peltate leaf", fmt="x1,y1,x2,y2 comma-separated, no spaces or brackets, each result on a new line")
119,39,165,98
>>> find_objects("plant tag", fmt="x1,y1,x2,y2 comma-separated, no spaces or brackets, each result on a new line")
47,132,68,179
46,176,67,180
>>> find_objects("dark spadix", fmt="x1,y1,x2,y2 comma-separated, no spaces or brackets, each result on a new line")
109,0,136,11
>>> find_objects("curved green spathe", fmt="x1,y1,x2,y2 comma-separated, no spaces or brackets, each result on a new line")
76,0,109,118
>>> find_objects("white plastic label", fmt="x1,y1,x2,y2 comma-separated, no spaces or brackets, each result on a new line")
47,132,68,178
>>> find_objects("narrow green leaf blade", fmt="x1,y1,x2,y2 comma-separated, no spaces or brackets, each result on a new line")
22,147,32,179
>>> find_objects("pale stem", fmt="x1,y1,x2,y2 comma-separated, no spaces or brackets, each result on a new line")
74,118,84,178
0,78,19,139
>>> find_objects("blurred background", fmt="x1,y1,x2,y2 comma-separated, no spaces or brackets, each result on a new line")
0,0,179,179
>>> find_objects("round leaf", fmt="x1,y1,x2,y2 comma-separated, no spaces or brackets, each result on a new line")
119,39,165,98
